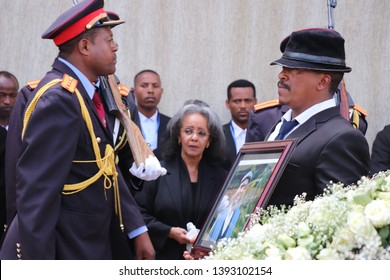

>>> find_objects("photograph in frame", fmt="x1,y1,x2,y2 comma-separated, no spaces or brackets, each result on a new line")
191,139,297,258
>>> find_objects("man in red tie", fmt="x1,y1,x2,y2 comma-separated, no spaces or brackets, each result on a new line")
0,0,165,260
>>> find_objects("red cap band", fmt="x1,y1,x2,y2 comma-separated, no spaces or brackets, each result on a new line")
53,8,105,46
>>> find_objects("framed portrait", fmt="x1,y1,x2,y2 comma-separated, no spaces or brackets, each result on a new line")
191,139,297,258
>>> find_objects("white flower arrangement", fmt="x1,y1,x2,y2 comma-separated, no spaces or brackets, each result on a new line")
206,171,390,260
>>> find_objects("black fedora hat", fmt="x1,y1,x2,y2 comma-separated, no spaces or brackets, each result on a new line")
271,28,352,73
42,0,124,46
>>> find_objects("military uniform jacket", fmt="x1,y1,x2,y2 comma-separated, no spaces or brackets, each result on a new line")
266,107,370,207
370,125,390,175
1,59,145,259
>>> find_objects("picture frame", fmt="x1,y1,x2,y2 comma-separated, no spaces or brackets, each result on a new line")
190,139,297,259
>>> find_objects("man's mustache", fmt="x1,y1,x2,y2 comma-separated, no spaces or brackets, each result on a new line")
277,81,290,91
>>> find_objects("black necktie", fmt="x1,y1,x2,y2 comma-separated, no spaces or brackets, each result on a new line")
275,119,298,140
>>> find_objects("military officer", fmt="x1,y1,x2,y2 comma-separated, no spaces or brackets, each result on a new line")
0,0,165,260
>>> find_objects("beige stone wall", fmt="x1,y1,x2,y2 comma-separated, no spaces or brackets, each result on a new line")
1,0,389,149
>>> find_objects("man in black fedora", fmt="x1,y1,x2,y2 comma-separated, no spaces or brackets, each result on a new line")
264,28,370,207
245,27,368,144
0,0,161,259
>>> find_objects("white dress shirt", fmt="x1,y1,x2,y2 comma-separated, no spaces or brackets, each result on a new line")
231,121,246,153
268,98,337,141
138,111,158,150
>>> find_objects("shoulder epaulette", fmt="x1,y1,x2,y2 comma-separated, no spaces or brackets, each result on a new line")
26,79,40,90
118,83,130,97
254,99,280,111
353,104,368,117
60,74,78,94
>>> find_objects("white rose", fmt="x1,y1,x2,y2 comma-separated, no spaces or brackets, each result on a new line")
347,211,375,237
316,248,340,260
277,234,296,249
265,244,282,260
364,199,390,228
284,247,312,260
331,227,355,251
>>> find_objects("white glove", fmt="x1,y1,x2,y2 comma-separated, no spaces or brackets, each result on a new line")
129,155,167,181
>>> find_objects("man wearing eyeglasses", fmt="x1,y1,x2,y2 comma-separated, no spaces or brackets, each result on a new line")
0,71,19,130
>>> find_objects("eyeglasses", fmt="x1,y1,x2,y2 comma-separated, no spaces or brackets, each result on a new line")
181,128,209,139
0,92,17,101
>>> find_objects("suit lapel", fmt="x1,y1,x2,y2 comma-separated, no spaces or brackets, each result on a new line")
223,123,237,160
164,159,187,223
265,122,278,141
195,161,218,225
157,113,170,149
287,118,316,144
287,107,340,144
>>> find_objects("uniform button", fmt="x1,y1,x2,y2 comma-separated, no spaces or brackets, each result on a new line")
96,137,101,143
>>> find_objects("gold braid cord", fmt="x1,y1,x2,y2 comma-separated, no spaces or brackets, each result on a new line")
352,109,360,129
115,125,128,152
22,79,124,231
22,79,62,139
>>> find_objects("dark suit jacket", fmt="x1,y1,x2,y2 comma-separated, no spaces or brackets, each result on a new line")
266,107,370,207
153,112,171,160
134,155,227,259
222,122,237,170
370,125,390,175
0,127,6,237
0,58,145,259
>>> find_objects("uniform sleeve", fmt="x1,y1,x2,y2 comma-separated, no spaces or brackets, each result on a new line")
370,126,390,175
245,110,263,142
116,169,147,235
